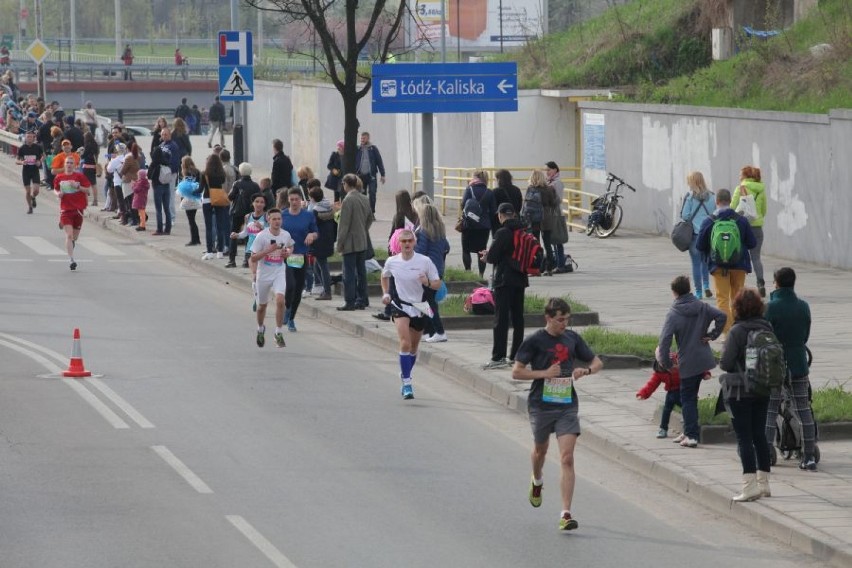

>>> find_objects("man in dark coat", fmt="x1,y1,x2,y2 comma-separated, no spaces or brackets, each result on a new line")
270,138,294,197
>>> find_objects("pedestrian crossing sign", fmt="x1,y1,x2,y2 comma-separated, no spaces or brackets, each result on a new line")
218,66,254,101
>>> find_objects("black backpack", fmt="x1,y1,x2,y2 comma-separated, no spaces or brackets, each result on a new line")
463,186,487,228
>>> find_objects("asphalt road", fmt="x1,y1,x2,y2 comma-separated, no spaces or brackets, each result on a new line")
0,173,827,567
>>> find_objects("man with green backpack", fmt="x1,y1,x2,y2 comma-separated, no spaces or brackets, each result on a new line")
697,188,757,334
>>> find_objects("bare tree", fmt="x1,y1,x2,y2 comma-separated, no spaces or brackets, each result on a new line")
243,0,408,174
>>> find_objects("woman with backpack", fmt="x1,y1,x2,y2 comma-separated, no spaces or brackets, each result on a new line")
681,171,715,299
460,170,495,279
731,166,767,296
718,288,775,502
491,169,523,237
522,170,555,275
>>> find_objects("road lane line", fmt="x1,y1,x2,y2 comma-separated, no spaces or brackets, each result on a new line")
226,515,298,568
75,237,126,256
87,378,155,429
151,446,213,494
0,338,130,429
0,245,9,254
15,236,66,255
0,333,155,428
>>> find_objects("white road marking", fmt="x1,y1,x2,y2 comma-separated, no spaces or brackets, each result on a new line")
0,245,8,254
226,515,298,568
47,258,92,262
0,259,33,262
151,446,213,494
0,337,130,429
0,333,154,428
76,237,125,256
87,378,155,428
15,236,66,255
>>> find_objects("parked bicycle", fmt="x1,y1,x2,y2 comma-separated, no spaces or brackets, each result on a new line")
586,172,637,238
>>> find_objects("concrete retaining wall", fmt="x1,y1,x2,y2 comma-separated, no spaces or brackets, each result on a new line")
578,102,852,269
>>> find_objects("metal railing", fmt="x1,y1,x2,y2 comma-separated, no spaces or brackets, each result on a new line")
413,165,594,231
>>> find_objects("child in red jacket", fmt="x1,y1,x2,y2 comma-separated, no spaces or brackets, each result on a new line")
637,352,682,439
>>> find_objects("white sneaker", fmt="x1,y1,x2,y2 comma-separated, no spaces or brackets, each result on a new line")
216,252,224,259
201,252,215,260
302,289,312,298
425,332,448,343
672,433,686,444
680,437,698,448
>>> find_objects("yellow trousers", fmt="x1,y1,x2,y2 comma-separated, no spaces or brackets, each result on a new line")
712,269,746,333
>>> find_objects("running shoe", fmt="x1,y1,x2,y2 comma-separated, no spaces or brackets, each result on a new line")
288,320,297,333
799,459,817,471
275,332,286,348
679,437,698,448
31,196,37,208
482,358,510,370
656,428,668,439
401,383,414,400
559,513,578,531
529,477,542,508
27,207,33,214
256,327,265,348
672,433,686,444
425,333,448,343
69,260,77,271
283,308,291,326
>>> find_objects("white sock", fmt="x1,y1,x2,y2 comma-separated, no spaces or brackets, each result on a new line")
275,327,283,334
533,478,543,486
258,325,265,332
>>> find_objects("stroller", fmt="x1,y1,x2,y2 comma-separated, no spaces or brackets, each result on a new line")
770,346,820,466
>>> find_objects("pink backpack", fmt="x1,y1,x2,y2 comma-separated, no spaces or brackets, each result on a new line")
464,287,495,315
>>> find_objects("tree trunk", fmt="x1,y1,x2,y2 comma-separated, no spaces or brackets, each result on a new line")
342,92,360,175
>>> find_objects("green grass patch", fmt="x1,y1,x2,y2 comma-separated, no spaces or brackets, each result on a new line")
579,327,658,359
698,383,852,425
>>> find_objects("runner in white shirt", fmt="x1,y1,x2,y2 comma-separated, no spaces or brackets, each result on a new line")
381,229,441,399
250,208,294,348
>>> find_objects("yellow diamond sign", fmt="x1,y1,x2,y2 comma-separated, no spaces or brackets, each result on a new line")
26,39,51,65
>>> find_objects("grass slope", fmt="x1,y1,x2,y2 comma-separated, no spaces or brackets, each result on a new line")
506,0,850,113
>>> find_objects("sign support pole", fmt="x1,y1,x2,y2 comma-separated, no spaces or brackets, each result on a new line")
35,0,45,99
422,113,434,198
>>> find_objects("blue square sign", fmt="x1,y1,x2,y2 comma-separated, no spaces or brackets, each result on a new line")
218,31,253,66
219,66,254,101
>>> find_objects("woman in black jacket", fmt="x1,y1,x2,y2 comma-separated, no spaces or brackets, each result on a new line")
199,153,228,260
491,169,522,236
325,140,344,201
718,288,775,502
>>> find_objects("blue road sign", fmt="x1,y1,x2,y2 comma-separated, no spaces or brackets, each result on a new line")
219,66,254,101
218,31,253,66
371,62,518,114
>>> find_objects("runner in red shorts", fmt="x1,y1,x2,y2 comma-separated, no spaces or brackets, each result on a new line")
53,156,91,271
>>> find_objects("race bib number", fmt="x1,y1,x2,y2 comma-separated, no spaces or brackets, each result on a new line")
542,377,573,404
286,253,304,268
263,249,284,267
25,155,37,165
58,180,80,194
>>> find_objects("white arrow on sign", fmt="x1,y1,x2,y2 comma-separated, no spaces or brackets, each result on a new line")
497,79,514,94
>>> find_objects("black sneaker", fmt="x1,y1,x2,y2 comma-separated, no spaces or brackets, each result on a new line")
69,261,77,271
799,458,817,471
31,196,37,208
225,261,237,268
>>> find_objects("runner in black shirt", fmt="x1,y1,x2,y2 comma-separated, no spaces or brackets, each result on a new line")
15,131,44,214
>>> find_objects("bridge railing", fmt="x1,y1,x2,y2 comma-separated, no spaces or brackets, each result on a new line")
6,60,220,82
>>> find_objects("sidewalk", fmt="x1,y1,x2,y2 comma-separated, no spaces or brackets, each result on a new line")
3,157,851,566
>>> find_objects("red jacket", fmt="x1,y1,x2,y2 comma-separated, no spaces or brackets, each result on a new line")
637,355,681,399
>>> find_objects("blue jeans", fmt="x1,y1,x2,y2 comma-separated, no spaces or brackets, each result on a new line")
660,389,682,431
554,244,565,269
203,204,229,253
729,397,771,474
680,373,704,440
342,250,367,307
358,174,377,213
688,234,710,293
153,184,172,233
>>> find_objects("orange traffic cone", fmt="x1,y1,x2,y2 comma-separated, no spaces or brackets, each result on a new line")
63,328,92,378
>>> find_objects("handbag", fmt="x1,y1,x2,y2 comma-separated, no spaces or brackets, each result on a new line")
736,186,758,221
158,164,172,185
207,174,230,207
552,210,569,245
671,194,707,252
454,217,465,233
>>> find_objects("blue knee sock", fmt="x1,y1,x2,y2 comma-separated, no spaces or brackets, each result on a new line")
399,352,414,380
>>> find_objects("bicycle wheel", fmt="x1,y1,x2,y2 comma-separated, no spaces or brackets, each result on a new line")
595,203,623,238
585,220,595,236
